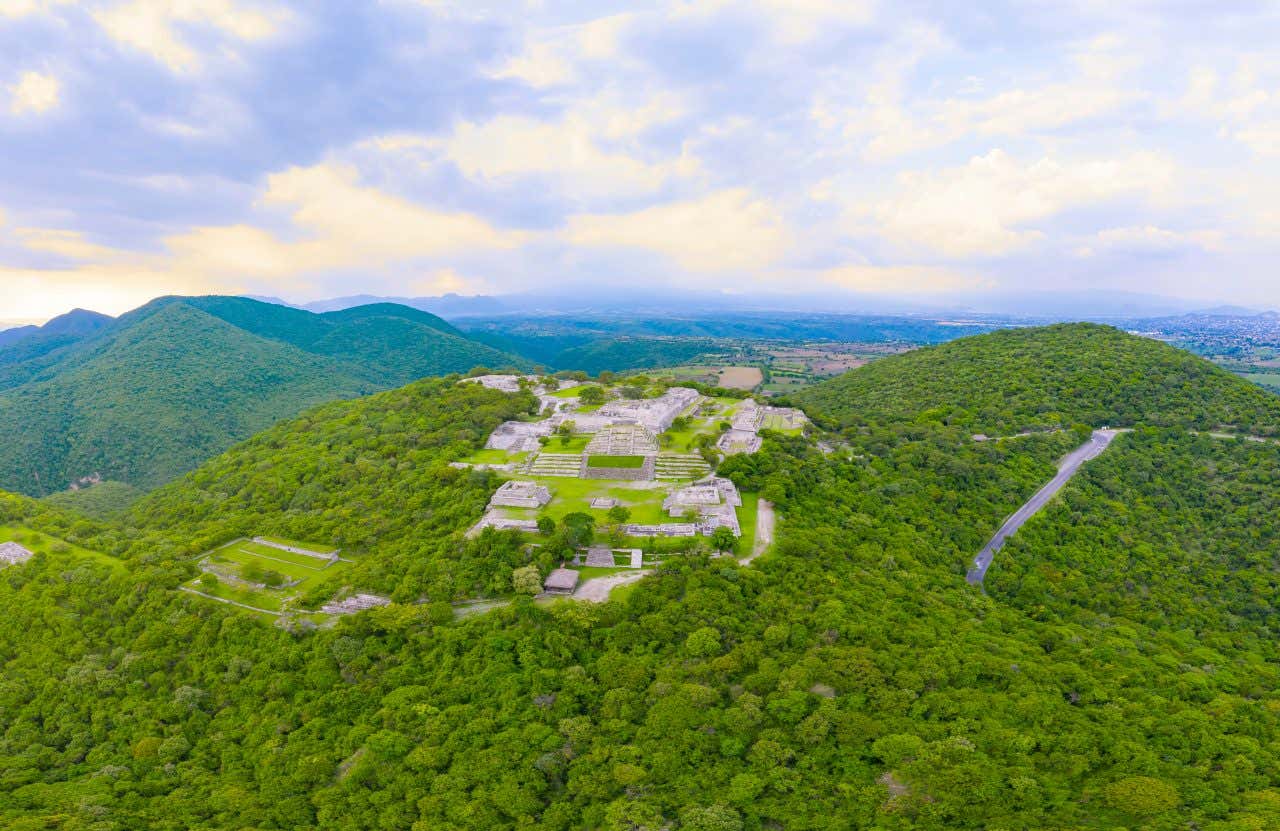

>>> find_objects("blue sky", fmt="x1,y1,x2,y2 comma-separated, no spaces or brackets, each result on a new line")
3,0,1280,319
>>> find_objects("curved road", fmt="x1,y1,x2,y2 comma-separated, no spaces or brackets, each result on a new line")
966,429,1124,586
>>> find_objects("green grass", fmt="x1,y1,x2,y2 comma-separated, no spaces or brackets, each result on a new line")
1236,371,1280,390
493,477,671,525
190,536,353,617
586,455,645,469
0,524,125,571
736,493,760,559
546,435,591,453
574,565,632,580
187,579,283,613
255,536,337,555
461,448,530,465
549,385,587,398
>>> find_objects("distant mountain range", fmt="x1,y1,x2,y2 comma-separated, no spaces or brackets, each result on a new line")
248,287,1264,321
0,296,528,496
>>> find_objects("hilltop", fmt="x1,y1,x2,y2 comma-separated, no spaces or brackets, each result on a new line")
0,296,528,496
1,324,1279,829
796,322,1280,434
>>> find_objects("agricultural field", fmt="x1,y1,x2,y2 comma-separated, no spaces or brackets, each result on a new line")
185,537,352,617
637,341,911,396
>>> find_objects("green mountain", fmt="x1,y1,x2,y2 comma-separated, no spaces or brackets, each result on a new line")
3,324,1280,829
795,322,1280,436
0,297,528,495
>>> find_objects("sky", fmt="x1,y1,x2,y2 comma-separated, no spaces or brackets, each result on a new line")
3,0,1280,320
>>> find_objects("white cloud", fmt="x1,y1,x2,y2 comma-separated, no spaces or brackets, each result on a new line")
565,189,789,271
92,0,283,72
8,71,60,115
372,91,698,200
491,14,632,88
16,228,123,260
0,0,72,18
819,32,1138,161
1077,225,1225,257
860,149,1176,257
821,264,990,294
164,162,525,279
673,0,876,43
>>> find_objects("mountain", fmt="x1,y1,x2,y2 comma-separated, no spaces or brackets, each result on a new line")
4,324,1280,829
0,297,528,495
289,293,509,317
795,322,1280,436
0,308,114,381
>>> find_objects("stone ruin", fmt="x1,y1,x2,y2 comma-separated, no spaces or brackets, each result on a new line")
662,476,743,537
599,387,700,433
467,512,540,537
584,546,616,567
489,480,553,509
320,593,391,615
0,541,34,566
589,497,618,509
585,424,659,456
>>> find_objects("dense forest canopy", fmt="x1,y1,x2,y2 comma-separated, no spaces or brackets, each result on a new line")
1,323,1279,829
796,323,1280,436
0,297,527,497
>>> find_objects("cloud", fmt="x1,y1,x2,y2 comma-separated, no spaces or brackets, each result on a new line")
860,150,1176,257
8,71,60,115
821,33,1138,161
673,0,877,43
91,0,283,72
163,162,525,279
565,189,789,271
1077,225,1225,257
820,263,991,294
491,14,633,88
15,228,122,260
0,0,72,18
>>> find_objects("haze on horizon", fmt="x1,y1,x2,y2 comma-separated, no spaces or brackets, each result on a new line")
3,1,1280,320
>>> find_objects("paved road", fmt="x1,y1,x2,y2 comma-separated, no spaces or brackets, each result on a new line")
966,429,1124,586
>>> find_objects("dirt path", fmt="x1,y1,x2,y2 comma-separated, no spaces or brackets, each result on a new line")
574,570,651,602
740,499,775,565
967,429,1125,587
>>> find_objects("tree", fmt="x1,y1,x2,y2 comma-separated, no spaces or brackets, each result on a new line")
711,526,737,553
578,386,605,406
536,515,557,536
607,505,631,525
512,565,542,596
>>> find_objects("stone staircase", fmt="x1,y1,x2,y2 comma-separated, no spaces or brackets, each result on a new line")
528,453,583,477
655,453,712,479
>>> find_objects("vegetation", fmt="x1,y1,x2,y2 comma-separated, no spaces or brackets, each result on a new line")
1,324,1280,829
797,323,1280,437
0,297,527,497
585,455,646,469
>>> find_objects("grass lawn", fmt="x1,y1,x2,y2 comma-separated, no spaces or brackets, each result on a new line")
187,579,283,613
256,535,337,555
545,434,591,453
586,455,645,468
0,524,125,571
549,385,586,398
494,477,672,525
574,565,632,580
461,448,530,465
191,537,354,618
735,493,760,558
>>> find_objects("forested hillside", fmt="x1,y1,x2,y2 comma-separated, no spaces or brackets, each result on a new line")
0,297,527,496
2,325,1280,829
796,323,1280,436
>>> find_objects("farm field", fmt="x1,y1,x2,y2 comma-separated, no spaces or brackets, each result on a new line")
717,366,763,389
